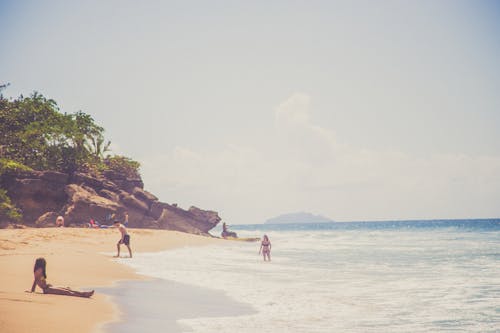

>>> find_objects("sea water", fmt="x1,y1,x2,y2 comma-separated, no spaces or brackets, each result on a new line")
123,219,500,332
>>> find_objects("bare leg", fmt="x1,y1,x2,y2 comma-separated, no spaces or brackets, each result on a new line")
126,244,132,258
45,287,94,298
115,243,120,257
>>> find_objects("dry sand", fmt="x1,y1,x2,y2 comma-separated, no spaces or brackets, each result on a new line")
0,227,219,333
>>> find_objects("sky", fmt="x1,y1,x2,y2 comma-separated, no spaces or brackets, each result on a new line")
1,0,499,224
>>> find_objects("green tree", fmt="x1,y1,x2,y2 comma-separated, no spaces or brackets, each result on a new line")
0,88,144,224
0,188,21,222
0,92,111,173
0,158,26,223
0,89,141,177
87,135,111,161
104,155,141,178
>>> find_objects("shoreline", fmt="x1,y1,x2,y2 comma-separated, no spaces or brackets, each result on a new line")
0,227,220,333
99,278,255,333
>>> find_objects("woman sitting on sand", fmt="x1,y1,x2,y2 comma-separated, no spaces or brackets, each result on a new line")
28,258,94,298
259,235,272,261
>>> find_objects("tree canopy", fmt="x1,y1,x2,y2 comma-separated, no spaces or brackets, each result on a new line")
0,87,141,222
0,88,139,176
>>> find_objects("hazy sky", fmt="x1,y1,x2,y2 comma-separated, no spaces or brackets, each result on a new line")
1,0,499,223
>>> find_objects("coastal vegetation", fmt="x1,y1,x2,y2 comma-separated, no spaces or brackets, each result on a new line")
0,84,220,233
0,84,140,222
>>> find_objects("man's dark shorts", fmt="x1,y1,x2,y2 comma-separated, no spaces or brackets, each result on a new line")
118,234,131,246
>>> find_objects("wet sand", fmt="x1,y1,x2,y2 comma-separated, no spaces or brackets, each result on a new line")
100,279,255,333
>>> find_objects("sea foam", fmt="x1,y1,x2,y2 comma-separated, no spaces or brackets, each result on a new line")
123,221,500,332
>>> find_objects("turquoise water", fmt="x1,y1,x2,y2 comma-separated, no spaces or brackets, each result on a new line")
123,219,500,332
231,218,500,232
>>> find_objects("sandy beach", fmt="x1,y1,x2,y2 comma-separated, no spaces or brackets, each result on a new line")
0,227,218,333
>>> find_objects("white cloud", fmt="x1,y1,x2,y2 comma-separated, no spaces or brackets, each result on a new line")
141,93,500,224
275,93,311,127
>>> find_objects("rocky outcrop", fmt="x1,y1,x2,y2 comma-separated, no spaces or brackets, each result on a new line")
0,169,221,235
156,204,221,235
35,212,59,227
1,170,68,224
63,184,123,225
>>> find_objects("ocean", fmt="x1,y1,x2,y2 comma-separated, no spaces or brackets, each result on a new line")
118,219,500,332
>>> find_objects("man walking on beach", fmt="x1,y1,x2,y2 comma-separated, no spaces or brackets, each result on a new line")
114,221,132,258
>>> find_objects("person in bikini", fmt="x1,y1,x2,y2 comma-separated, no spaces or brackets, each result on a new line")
114,220,132,258
259,234,272,261
28,257,94,297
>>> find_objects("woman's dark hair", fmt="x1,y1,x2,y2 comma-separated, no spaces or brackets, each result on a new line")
34,257,47,279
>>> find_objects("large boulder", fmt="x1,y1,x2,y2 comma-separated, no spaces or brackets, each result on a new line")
157,208,202,234
71,172,105,191
99,189,120,202
1,170,67,225
63,184,123,226
35,212,59,227
1,169,222,233
156,204,221,235
187,206,221,232
103,170,143,192
150,201,170,220
119,191,149,213
39,171,69,184
121,178,144,193
132,187,158,207
138,216,160,229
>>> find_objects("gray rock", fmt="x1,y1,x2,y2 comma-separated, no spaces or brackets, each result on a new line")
63,184,123,226
132,187,158,206
1,169,221,233
119,191,149,213
35,211,59,227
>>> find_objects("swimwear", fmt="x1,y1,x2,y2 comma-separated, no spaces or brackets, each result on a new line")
37,276,49,293
261,241,270,254
119,234,131,245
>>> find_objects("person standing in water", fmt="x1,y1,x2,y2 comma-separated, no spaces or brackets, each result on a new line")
259,235,272,261
28,258,94,297
114,221,132,258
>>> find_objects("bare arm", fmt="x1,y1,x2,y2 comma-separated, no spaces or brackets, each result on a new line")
259,244,263,254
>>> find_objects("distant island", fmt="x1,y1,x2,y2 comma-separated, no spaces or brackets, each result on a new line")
265,212,335,225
